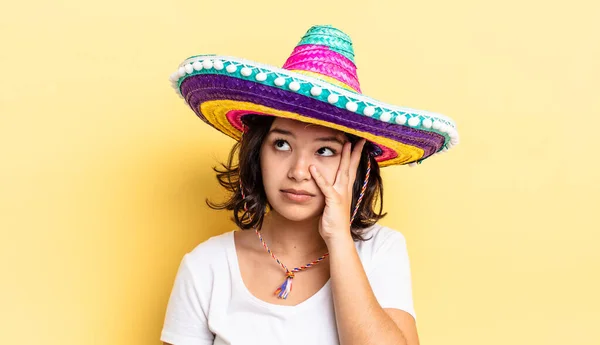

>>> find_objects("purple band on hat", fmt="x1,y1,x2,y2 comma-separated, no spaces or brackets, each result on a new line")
180,74,444,158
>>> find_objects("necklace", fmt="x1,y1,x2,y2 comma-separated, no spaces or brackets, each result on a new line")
254,228,329,299
253,158,372,299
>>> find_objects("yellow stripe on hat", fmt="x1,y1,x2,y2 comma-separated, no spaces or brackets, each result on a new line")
199,100,424,166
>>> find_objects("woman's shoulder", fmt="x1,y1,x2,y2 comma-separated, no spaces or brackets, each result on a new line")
355,223,409,265
357,223,407,248
181,230,235,271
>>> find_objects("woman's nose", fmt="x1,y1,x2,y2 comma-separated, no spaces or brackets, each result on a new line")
287,154,311,182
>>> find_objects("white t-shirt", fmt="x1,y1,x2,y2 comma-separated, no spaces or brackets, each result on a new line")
160,224,416,345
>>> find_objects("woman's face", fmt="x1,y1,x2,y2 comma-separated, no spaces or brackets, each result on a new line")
260,117,348,222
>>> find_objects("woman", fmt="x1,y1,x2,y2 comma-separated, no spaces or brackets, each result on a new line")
161,25,459,345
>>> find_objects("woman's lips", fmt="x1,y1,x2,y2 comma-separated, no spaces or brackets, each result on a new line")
280,189,315,202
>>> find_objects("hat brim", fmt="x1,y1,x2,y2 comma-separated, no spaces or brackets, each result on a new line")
172,55,459,166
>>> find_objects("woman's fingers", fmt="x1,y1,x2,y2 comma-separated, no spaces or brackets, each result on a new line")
335,142,352,188
310,165,337,202
348,139,367,191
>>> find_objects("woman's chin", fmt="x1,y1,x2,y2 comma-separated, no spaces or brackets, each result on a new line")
271,205,321,223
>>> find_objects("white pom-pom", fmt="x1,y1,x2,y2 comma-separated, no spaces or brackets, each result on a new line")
439,124,449,133
255,72,267,81
289,81,301,91
274,77,286,86
327,94,339,104
432,120,442,130
448,128,458,139
169,72,179,82
177,67,186,77
202,60,213,69
408,162,418,167
226,64,237,73
241,67,252,77
192,61,203,71
395,114,407,125
379,112,392,122
346,101,358,112
364,106,375,117
408,117,420,127
310,86,322,96
422,118,433,129
213,60,224,70
184,63,194,74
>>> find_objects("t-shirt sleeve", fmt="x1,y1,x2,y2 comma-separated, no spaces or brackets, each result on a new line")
366,229,417,321
160,254,215,345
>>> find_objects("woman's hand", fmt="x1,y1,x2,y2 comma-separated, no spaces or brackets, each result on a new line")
309,139,367,244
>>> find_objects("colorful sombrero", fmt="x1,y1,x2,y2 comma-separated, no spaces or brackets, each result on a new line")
169,25,459,167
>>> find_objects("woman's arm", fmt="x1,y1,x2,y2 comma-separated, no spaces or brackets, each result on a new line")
308,141,419,345
328,235,420,345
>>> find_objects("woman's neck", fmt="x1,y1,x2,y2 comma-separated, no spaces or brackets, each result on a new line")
258,211,328,258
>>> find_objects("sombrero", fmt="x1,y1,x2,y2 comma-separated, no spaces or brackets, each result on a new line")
169,25,459,167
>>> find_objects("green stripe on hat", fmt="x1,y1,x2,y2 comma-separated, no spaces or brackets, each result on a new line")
297,25,356,63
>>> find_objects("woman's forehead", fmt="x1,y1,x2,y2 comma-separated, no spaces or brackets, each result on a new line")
270,117,345,138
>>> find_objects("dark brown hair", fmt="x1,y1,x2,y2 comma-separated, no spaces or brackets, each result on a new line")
206,115,386,241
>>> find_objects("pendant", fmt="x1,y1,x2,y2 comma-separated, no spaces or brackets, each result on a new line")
274,271,295,299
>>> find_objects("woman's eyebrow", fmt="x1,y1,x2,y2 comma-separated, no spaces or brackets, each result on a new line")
269,128,294,137
315,136,345,146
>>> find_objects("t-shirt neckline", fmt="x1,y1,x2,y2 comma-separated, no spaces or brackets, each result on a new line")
224,230,331,313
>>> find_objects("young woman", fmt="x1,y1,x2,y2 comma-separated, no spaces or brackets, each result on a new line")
161,25,459,345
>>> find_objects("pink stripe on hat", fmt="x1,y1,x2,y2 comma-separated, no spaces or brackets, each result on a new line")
283,44,361,93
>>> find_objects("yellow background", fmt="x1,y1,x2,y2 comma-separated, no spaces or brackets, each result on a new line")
1,0,599,344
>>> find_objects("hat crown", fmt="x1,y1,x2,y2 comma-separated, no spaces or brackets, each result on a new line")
282,25,361,93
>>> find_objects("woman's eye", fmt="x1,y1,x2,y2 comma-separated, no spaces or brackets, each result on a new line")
316,147,336,157
274,139,291,151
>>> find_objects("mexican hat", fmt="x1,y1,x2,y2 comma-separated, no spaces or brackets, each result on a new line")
169,25,459,166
